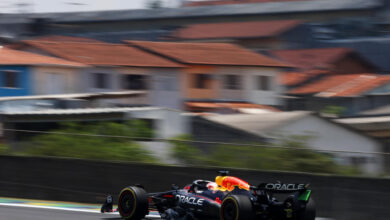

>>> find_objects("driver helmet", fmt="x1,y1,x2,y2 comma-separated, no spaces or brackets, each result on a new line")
206,182,218,191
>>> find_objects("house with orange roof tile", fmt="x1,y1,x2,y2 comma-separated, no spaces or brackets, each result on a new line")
11,40,185,109
285,73,390,115
168,20,306,49
125,40,291,108
0,47,86,97
271,48,377,73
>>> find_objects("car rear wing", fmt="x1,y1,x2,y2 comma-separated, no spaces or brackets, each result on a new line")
256,182,310,193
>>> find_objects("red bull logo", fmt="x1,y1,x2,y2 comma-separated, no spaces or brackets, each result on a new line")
215,176,250,191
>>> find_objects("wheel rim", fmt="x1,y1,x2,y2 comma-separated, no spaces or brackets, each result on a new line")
222,199,238,220
119,190,136,217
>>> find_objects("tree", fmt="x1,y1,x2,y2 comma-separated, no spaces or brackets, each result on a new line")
147,0,164,9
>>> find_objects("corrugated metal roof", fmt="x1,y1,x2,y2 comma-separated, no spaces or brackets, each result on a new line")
204,111,311,136
2,107,163,115
336,116,390,124
0,91,146,102
360,105,390,116
1,0,379,24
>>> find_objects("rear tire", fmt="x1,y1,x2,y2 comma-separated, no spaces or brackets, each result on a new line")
220,195,255,220
297,198,316,220
118,186,149,220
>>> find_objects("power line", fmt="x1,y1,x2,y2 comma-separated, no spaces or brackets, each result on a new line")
3,128,390,156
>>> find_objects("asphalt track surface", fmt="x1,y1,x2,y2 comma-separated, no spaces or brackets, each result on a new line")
0,196,162,220
0,205,165,220
0,205,122,220
0,198,329,220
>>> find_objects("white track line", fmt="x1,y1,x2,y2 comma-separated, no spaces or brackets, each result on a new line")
0,203,106,213
0,203,161,218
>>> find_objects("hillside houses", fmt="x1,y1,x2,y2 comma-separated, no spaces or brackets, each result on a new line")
0,0,385,44
271,47,390,115
0,0,389,174
2,34,389,116
9,40,184,109
168,20,307,50
286,74,390,115
2,39,290,111
125,41,290,107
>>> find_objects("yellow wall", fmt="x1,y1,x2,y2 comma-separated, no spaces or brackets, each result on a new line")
181,65,218,99
180,65,283,105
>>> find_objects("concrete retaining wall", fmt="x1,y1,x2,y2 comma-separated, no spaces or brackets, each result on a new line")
0,155,388,220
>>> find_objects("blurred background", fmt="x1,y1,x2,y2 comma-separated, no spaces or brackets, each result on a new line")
0,0,389,220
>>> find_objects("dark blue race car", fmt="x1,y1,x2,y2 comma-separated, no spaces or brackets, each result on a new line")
101,171,316,220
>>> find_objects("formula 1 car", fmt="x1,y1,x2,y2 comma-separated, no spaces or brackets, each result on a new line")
101,171,315,220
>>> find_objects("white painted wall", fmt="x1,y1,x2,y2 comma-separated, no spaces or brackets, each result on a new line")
125,108,189,139
138,141,179,164
269,115,383,174
148,69,183,110
80,67,120,93
125,108,189,164
242,67,283,106
80,67,183,109
31,66,81,95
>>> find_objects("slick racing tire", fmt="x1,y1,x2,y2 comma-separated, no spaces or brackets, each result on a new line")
220,195,255,220
297,198,316,220
118,186,149,220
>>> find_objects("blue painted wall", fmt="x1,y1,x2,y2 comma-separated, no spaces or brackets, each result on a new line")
0,66,31,97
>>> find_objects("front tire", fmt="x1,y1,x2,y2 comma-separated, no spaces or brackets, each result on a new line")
118,186,149,220
220,195,255,220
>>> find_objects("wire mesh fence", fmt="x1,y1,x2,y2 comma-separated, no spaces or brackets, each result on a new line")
1,127,389,177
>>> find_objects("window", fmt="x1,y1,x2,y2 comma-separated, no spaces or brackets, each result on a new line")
123,75,147,90
2,71,18,88
257,75,271,91
224,75,241,90
193,74,211,89
94,73,109,89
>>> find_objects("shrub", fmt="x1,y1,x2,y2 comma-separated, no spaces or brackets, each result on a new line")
0,143,8,155
169,135,207,166
22,121,157,163
170,135,360,175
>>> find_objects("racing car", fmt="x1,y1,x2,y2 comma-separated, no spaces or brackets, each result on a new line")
101,171,315,220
